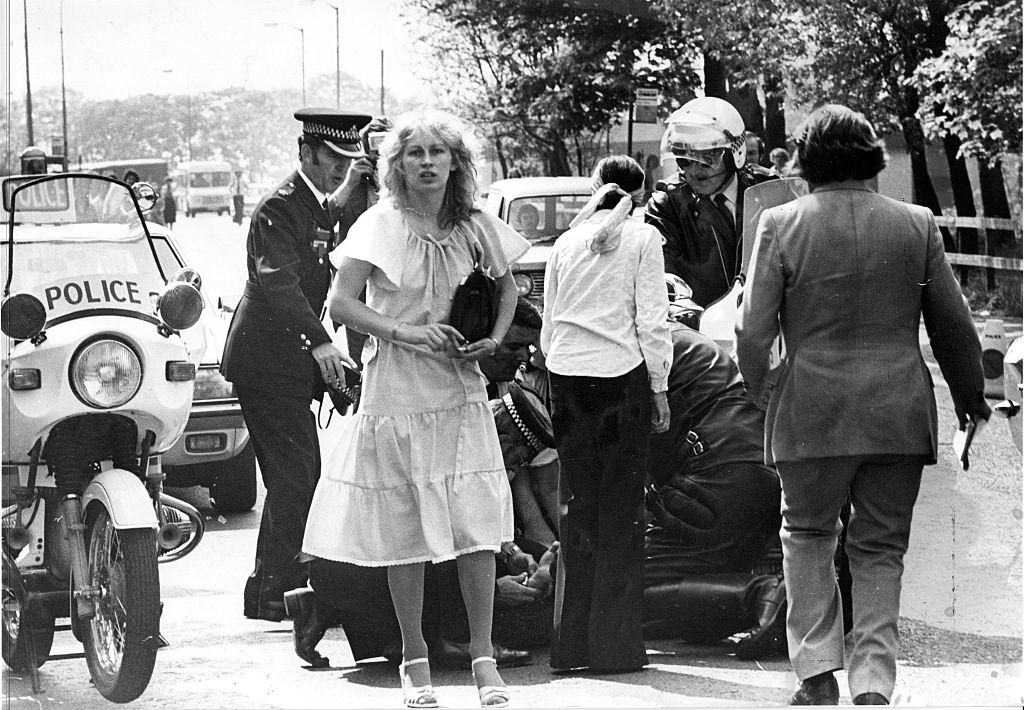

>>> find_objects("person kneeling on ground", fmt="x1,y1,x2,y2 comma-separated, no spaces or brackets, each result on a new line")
640,280,787,660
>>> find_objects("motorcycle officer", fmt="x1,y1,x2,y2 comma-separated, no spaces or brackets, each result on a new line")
645,97,775,310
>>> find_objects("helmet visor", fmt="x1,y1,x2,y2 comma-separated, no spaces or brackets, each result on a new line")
674,148,727,169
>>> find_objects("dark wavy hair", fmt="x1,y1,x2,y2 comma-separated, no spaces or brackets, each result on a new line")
380,110,479,230
591,155,646,211
795,104,888,185
512,296,542,331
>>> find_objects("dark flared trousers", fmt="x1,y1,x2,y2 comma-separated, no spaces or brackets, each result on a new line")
549,364,650,671
236,385,321,613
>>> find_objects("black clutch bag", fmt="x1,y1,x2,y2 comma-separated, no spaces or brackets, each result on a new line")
449,262,497,344
326,364,362,415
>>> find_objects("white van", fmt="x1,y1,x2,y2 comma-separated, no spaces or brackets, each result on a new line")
172,161,233,217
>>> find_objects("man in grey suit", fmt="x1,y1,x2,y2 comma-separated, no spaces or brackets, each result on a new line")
736,104,990,706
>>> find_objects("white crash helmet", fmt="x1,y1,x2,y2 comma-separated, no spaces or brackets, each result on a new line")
664,97,747,170
665,273,704,328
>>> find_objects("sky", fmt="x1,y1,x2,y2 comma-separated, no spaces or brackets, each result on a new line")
3,0,422,104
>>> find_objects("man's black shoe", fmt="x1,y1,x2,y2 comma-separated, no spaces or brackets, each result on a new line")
853,692,889,705
431,637,533,669
734,576,787,660
283,589,331,668
243,600,286,622
790,671,840,705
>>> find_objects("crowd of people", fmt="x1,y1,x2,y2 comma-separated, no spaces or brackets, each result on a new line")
221,98,990,708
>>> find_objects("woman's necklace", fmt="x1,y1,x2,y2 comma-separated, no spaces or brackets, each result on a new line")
403,204,439,221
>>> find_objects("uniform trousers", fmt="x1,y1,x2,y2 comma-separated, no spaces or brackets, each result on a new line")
549,365,650,671
237,384,321,613
778,454,925,699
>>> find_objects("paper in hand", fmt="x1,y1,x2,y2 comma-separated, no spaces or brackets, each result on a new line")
952,416,987,470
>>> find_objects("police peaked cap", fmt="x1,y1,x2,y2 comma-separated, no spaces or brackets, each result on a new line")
501,382,556,452
295,108,373,158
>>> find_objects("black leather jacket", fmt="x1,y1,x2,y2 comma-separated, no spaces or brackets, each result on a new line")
645,166,776,308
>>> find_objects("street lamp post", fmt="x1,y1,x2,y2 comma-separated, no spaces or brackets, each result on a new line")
59,0,68,158
301,0,339,108
266,22,307,105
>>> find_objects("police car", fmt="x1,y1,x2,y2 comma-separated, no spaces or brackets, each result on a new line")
484,177,592,309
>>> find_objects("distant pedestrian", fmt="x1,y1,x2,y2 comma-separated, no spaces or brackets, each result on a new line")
542,154,671,673
769,147,790,176
231,169,246,224
162,177,177,229
743,131,764,168
736,104,991,706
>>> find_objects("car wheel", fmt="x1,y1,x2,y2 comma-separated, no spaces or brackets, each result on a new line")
209,442,257,514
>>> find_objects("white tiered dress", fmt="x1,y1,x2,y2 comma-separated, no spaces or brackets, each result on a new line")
302,201,530,566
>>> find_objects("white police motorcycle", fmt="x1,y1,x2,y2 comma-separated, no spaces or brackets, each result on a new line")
1,172,206,702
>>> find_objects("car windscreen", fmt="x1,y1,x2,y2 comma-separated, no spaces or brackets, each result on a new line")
508,194,590,243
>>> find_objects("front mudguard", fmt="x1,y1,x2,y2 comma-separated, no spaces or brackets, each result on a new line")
81,469,158,529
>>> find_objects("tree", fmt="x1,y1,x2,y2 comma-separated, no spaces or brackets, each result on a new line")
782,0,960,247
912,0,1022,164
406,0,700,176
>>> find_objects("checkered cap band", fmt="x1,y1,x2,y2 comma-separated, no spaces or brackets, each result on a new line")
503,392,544,452
303,121,361,144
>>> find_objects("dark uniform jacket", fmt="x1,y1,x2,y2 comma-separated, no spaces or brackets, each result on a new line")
645,166,775,308
221,171,339,399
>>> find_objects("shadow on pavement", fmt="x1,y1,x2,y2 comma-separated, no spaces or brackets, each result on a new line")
896,617,1023,666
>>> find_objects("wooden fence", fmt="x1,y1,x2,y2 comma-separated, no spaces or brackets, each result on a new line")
934,214,1023,272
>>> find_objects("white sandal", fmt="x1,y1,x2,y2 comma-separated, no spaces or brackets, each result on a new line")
400,658,438,709
472,656,510,709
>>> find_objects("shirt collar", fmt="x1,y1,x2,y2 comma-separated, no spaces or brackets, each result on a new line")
297,168,327,205
720,174,739,207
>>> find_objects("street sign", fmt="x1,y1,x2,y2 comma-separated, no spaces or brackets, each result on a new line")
635,87,659,105
633,104,658,123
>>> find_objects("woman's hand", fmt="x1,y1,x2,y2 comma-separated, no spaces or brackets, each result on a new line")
398,322,465,354
452,336,499,361
651,391,670,434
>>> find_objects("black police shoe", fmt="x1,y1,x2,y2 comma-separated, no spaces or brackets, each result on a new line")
790,672,840,705
283,588,333,668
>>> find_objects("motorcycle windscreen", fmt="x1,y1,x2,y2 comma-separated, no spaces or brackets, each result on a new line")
740,177,809,273
4,178,165,327
699,177,808,358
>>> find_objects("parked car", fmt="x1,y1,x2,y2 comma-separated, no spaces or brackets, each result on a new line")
484,177,592,309
146,221,256,512
243,180,275,217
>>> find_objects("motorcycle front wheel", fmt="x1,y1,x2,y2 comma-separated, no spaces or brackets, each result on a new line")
1,550,55,671
82,509,160,703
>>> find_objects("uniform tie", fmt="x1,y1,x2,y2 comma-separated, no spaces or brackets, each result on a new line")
714,192,736,234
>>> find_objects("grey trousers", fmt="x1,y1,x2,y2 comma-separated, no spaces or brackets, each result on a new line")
777,454,925,700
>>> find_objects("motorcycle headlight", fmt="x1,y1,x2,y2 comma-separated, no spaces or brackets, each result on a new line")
70,338,142,408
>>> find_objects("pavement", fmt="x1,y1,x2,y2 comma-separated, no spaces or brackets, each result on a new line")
3,216,1022,708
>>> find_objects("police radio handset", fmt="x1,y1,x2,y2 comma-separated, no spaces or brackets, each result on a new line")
362,132,388,189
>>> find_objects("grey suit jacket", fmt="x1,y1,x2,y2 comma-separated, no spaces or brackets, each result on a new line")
735,181,989,465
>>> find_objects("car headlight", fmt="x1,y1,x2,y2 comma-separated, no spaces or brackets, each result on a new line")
192,366,235,401
71,338,142,409
513,272,535,297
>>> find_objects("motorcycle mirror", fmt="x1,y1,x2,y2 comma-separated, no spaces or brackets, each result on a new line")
133,182,158,213
170,267,202,292
1,292,47,340
157,282,204,332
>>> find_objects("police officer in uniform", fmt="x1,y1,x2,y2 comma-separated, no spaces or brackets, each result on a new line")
645,97,775,310
222,108,374,621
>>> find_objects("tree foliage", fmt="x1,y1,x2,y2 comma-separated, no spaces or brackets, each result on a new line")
912,0,1022,163
2,73,416,179
405,0,701,176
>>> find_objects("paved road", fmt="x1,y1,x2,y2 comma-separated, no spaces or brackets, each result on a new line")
4,214,1021,708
